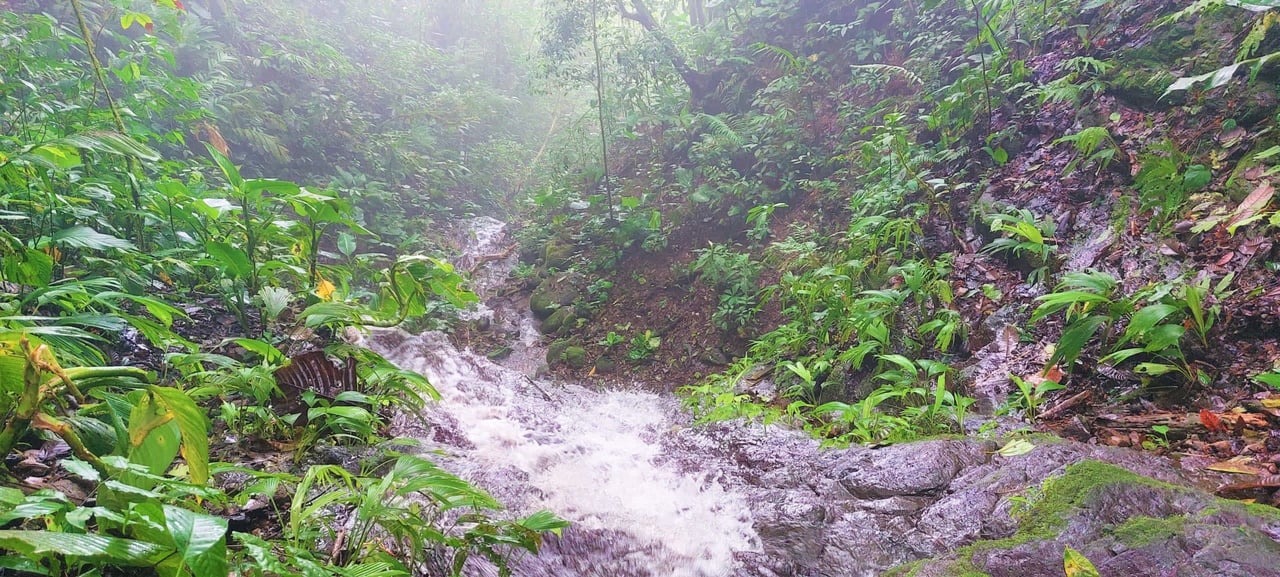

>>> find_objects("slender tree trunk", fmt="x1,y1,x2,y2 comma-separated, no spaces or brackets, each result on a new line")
592,0,615,224
68,0,145,246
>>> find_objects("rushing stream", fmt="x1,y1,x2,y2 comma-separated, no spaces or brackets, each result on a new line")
364,217,763,575
356,218,1280,577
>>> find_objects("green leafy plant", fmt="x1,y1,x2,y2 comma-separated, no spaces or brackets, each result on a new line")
1055,126,1120,175
982,207,1057,285
1005,374,1065,421
627,330,661,362
1133,141,1212,230
598,331,626,348
1031,270,1127,371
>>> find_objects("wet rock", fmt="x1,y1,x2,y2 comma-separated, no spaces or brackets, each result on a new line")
820,512,929,574
832,440,988,499
541,306,578,335
593,357,618,374
562,346,588,369
546,339,572,366
547,340,588,369
544,238,575,269
530,274,581,320
906,457,1280,577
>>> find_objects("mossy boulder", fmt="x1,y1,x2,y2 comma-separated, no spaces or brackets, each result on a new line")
530,275,581,320
543,238,575,270
546,339,572,365
562,346,588,369
903,460,1280,577
545,340,588,369
593,357,618,374
540,306,578,335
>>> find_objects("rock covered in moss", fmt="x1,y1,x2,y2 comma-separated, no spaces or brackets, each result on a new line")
561,345,588,369
540,306,578,335
543,237,575,269
530,274,581,320
545,339,587,369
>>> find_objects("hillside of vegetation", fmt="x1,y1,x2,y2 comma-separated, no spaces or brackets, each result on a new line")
0,0,570,574
524,0,1280,456
3,0,1280,575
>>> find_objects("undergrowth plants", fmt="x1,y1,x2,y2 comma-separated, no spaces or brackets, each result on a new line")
0,4,566,574
670,0,1272,450
1032,270,1230,386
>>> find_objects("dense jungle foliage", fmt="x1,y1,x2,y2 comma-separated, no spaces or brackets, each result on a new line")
3,0,1280,574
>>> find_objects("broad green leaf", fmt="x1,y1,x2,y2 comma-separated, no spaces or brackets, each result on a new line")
150,386,211,485
1,249,53,287
92,292,186,327
127,392,181,479
58,131,160,162
0,530,169,566
232,338,285,365
162,504,228,577
25,144,82,169
206,145,243,188
1118,304,1178,347
1048,315,1109,370
519,510,570,536
337,232,357,257
1143,323,1186,352
1135,362,1178,376
47,226,135,251
204,242,252,280
1255,372,1280,389
244,178,301,197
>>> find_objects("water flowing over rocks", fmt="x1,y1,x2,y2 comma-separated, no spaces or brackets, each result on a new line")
363,218,1280,576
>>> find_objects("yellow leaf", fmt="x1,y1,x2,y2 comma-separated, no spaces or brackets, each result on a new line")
1207,458,1264,475
1064,546,1101,577
314,279,336,301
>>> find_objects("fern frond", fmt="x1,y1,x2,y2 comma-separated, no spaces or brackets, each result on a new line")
698,114,745,149
232,126,291,163
849,64,924,86
751,42,804,73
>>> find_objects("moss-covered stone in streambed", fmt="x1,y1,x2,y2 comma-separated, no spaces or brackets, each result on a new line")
545,339,588,369
530,275,581,320
541,306,578,335
900,460,1280,577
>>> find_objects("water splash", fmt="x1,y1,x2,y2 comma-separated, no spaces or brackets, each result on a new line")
363,218,761,575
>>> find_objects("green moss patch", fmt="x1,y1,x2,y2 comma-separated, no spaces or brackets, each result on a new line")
1110,515,1187,548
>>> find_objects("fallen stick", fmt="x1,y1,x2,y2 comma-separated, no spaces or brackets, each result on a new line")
1038,390,1091,421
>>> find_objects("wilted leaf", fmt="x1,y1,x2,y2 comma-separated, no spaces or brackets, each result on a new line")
1200,408,1228,434
1226,182,1275,233
1207,458,1265,475
314,279,336,301
150,386,211,485
1063,546,1101,577
996,439,1035,457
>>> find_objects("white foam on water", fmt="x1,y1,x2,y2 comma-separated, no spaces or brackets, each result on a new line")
361,217,762,575
370,329,760,577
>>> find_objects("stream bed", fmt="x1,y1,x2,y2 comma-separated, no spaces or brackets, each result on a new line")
360,218,1280,577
